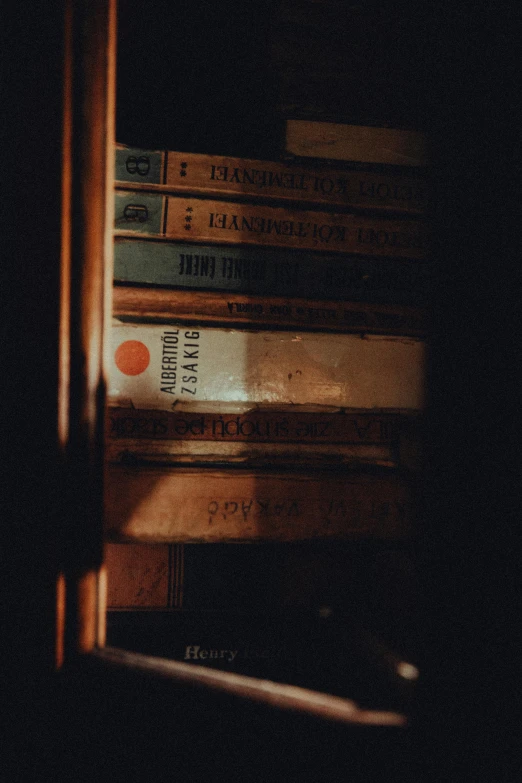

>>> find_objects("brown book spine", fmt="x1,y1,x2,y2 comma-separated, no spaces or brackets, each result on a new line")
104,466,414,542
105,543,184,609
113,287,426,337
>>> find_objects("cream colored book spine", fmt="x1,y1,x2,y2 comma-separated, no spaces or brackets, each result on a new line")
109,322,425,411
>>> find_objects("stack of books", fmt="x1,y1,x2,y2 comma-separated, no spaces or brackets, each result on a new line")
104,131,427,698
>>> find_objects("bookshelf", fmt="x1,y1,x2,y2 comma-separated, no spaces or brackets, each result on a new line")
105,1,428,707
5,1,517,779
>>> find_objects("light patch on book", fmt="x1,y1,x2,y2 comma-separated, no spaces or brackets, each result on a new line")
115,340,150,376
105,543,170,608
396,661,419,681
109,323,424,409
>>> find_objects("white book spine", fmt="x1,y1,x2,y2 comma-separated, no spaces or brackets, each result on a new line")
109,322,425,410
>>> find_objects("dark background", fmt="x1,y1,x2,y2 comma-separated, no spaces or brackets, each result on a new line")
115,0,433,156
116,0,282,157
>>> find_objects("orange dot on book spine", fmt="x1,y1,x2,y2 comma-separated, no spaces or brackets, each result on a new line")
114,340,150,376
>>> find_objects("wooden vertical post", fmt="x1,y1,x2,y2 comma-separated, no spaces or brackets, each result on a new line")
58,0,116,662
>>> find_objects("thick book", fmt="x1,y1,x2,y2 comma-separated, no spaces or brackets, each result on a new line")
106,406,408,468
109,322,425,410
113,286,426,337
114,238,431,306
284,120,428,167
115,144,426,213
104,466,414,542
105,540,420,689
106,542,279,612
114,191,426,259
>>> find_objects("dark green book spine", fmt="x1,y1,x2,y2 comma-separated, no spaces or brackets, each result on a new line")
114,238,430,306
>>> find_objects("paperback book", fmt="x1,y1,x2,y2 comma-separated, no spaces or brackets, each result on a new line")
114,192,426,258
114,238,431,306
115,144,426,213
106,406,409,468
105,604,415,710
108,322,425,410
113,286,426,337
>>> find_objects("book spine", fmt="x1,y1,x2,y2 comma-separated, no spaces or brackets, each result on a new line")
107,407,401,444
105,440,395,468
114,145,426,213
106,542,416,624
114,239,430,306
284,121,428,167
104,466,414,542
106,408,406,468
113,286,426,337
109,322,425,410
105,543,184,610
114,192,426,259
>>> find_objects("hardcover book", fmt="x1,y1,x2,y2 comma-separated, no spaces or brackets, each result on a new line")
106,541,419,654
105,604,415,710
115,144,426,213
114,191,426,259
